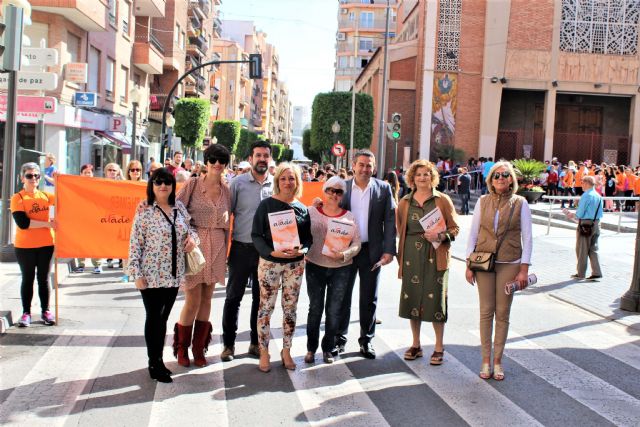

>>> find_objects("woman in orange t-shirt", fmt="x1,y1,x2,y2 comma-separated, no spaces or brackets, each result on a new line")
10,162,56,327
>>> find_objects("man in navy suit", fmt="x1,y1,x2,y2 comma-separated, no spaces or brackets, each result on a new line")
336,149,397,359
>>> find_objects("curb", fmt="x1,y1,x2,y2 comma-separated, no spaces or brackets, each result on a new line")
548,293,640,332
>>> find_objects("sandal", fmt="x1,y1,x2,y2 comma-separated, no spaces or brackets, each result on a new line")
479,363,491,380
403,346,423,360
493,364,505,381
430,349,445,366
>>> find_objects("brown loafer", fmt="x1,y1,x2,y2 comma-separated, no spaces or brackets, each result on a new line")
304,352,315,364
403,346,423,360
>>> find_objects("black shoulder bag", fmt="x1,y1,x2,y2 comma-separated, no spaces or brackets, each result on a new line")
578,200,601,237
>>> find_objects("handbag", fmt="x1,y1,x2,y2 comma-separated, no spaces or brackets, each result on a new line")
185,245,206,275
467,202,516,272
578,200,601,237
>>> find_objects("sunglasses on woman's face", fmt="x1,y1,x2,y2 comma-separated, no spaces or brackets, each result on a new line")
24,173,40,180
208,156,228,165
129,168,141,172
492,171,511,180
153,179,173,186
325,188,344,196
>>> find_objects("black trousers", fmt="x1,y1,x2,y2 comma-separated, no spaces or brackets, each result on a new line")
222,241,260,347
337,243,381,345
140,287,179,361
15,245,54,314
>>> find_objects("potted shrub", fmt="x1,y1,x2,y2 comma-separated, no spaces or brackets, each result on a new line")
512,158,547,204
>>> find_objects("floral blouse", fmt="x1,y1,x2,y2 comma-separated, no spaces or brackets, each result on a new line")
128,200,200,288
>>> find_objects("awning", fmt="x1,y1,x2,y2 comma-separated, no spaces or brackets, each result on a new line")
94,131,150,152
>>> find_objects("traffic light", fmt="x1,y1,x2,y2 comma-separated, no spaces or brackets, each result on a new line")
386,112,401,141
0,5,24,72
249,53,262,79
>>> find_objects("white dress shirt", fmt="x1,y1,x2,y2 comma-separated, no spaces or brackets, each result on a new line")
465,197,533,265
351,180,372,243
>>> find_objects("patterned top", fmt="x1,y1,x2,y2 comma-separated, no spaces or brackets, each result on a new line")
177,176,230,287
306,206,361,268
128,200,199,288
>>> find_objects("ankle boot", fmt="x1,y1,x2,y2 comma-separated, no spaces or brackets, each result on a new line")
148,359,172,383
192,320,212,367
173,323,192,367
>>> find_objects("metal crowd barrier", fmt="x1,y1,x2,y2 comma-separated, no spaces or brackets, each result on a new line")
541,195,639,234
441,170,484,194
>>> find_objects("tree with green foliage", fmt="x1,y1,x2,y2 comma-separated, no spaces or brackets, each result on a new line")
271,143,284,162
237,129,261,160
212,120,241,154
310,92,374,159
302,128,321,163
281,148,294,162
173,98,210,150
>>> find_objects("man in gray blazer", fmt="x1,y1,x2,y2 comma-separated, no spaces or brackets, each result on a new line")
337,149,397,359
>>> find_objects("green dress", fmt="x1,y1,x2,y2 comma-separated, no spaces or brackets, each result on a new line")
398,195,449,323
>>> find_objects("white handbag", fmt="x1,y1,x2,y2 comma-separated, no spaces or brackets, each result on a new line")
185,246,206,276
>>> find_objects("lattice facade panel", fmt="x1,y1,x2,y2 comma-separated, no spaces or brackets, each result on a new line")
560,0,639,55
436,0,461,71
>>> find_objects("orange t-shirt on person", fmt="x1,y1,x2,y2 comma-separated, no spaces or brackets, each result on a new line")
9,189,55,248
634,175,640,195
563,170,574,188
627,173,637,193
574,168,585,189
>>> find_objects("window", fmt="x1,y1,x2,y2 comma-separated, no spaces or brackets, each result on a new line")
436,0,461,71
88,46,100,93
338,56,348,68
181,31,186,50
108,0,117,26
120,66,129,103
349,12,356,21
66,128,81,176
560,0,639,55
360,11,374,28
106,58,115,98
359,37,374,51
122,1,130,35
175,23,180,43
133,73,141,87
67,32,80,63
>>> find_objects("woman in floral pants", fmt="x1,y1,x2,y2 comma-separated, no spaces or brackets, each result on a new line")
251,163,312,372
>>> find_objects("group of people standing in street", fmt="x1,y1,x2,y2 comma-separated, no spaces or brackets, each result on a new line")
10,141,537,385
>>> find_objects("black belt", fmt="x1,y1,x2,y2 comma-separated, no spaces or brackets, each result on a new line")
233,240,255,248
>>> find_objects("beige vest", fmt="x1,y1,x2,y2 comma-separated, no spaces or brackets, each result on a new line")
475,193,524,262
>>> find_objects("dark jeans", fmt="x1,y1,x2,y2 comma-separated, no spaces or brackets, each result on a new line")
337,243,381,346
459,192,470,215
140,287,179,361
15,245,54,314
562,187,575,208
305,262,351,353
222,241,260,347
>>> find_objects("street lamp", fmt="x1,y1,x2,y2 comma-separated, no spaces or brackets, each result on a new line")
129,85,142,161
332,121,340,169
166,114,176,160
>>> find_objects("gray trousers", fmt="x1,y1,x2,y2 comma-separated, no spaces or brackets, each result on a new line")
576,221,602,277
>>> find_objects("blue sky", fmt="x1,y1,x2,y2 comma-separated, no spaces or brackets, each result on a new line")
219,0,338,110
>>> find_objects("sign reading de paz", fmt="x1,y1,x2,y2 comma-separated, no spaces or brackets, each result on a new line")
0,72,59,90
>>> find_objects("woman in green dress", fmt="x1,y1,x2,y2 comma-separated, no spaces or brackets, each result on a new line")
396,160,459,365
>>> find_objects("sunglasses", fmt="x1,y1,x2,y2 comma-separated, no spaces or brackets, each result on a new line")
24,173,41,180
153,179,173,186
492,171,511,180
208,156,228,165
129,168,141,172
325,188,344,196
106,169,117,172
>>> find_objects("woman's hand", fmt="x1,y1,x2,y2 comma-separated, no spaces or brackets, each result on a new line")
326,249,345,261
465,267,476,286
135,278,148,290
514,265,529,287
184,236,196,253
271,249,298,259
423,229,440,242
312,197,323,208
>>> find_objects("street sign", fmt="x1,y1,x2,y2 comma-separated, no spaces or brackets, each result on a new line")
22,47,59,66
331,142,346,157
108,116,126,133
0,95,57,114
74,92,97,107
65,63,88,83
0,71,58,90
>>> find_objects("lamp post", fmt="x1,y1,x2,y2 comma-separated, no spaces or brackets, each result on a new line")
332,120,340,170
129,85,142,162
166,114,176,160
620,202,640,312
375,0,392,179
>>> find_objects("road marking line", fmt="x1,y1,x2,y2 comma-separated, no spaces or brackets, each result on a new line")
377,328,542,427
0,329,115,427
148,328,228,427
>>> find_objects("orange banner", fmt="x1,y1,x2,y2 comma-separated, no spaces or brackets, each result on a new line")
55,175,326,259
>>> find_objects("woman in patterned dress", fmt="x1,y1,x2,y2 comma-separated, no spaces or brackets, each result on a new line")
128,168,198,383
173,144,231,367
396,160,459,365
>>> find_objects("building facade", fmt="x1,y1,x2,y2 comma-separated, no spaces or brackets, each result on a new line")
353,0,640,170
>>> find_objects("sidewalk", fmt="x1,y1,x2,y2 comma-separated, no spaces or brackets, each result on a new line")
451,215,640,331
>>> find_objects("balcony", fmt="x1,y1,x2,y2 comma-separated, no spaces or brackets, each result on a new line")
185,74,206,95
133,38,164,74
213,16,222,36
30,0,107,31
133,0,166,18
188,16,201,36
149,94,179,113
187,36,208,55
338,18,389,32
188,0,210,20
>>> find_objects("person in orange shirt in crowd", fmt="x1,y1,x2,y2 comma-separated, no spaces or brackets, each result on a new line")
624,167,636,211
634,170,640,203
561,166,575,209
574,162,586,196
615,166,628,211
10,162,56,327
